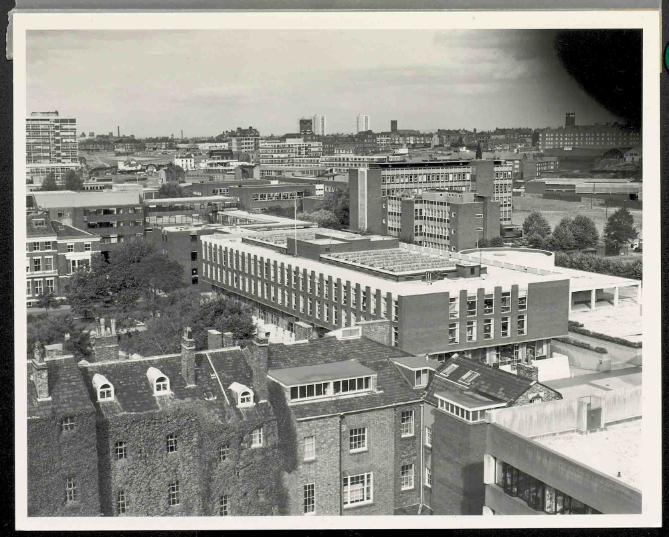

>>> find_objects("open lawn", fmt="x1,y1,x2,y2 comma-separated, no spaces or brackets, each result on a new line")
512,194,642,236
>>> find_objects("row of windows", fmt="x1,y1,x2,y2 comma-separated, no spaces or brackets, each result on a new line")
449,293,526,318
437,397,489,423
448,315,527,343
26,278,55,297
288,376,373,402
114,483,229,514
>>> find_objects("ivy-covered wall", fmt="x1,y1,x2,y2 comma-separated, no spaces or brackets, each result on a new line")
28,410,101,516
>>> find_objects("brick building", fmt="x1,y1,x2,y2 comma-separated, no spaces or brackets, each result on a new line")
199,228,570,365
26,212,101,307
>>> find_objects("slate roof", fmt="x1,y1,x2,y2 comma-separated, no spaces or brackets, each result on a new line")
26,213,96,240
266,336,421,421
28,356,95,419
424,356,536,408
268,360,376,386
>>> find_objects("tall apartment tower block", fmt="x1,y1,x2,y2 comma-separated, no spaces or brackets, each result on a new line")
356,114,371,133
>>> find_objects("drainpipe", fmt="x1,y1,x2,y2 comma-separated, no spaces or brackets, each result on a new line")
339,413,344,515
418,403,424,514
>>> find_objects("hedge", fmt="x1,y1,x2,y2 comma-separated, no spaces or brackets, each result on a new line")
554,336,608,354
567,322,642,348
555,252,642,280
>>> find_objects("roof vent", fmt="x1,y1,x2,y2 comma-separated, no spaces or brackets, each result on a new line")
338,326,362,340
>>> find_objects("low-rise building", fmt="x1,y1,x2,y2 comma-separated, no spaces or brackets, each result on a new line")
26,212,101,306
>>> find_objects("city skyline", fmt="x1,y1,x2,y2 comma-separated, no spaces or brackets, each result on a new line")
27,29,621,138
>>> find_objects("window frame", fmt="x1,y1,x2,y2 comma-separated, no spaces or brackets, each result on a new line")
342,472,373,508
349,427,368,453
400,463,415,491
400,410,415,438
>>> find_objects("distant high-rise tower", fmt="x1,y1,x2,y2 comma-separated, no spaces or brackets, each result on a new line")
26,111,80,187
390,120,398,133
312,114,327,136
356,114,371,133
565,112,576,128
299,118,314,136
117,125,120,137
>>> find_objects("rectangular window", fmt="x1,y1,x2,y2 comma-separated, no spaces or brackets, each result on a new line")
67,243,74,252
84,242,91,251
501,292,511,313
484,294,494,314
168,481,180,506
449,297,459,319
45,278,55,293
218,444,230,462
517,314,527,336
415,369,428,387
33,258,41,272
448,322,459,344
304,436,316,461
349,427,368,453
425,466,432,488
34,280,43,295
114,441,127,460
65,477,77,502
400,410,415,437
44,257,53,271
342,473,373,507
466,320,477,342
219,494,229,516
303,484,315,515
467,296,477,316
483,318,494,339
166,433,178,453
518,295,527,311
425,426,432,447
251,427,263,448
501,317,510,337
116,490,127,515
400,464,415,490
61,416,76,431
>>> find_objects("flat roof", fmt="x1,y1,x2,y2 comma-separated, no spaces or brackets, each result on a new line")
144,195,236,204
392,355,441,371
202,235,568,296
544,367,642,400
32,190,141,208
268,359,376,386
533,418,641,489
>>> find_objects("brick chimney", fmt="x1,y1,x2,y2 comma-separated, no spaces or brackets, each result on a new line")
181,326,196,386
222,331,235,348
516,363,539,382
207,329,223,350
31,341,50,401
90,317,120,362
243,336,269,402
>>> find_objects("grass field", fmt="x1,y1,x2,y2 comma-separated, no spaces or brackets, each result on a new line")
512,194,643,236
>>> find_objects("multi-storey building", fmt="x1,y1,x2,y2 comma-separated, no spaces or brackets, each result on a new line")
229,127,261,154
387,191,501,251
142,195,237,227
26,111,80,188
299,118,314,136
356,114,371,133
349,160,513,236
484,387,642,515
26,212,101,307
199,228,570,362
226,182,317,212
520,157,560,183
319,154,389,175
258,138,323,167
538,124,640,151
312,115,327,136
173,153,196,171
30,191,144,258
395,354,561,515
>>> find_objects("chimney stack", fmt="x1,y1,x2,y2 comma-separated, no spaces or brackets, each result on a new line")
243,336,269,401
222,331,234,348
181,326,196,386
207,329,222,350
356,319,392,346
31,341,50,400
516,363,539,382
91,318,120,362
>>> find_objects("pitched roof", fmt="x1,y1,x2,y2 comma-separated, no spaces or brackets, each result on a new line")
424,356,536,408
28,356,95,419
267,336,420,420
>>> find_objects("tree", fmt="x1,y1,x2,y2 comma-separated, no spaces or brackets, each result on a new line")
604,207,637,255
488,236,504,247
64,169,84,191
548,218,577,251
320,189,350,228
526,232,547,249
40,172,59,191
299,209,340,229
157,182,186,198
66,237,185,320
36,292,61,314
522,211,551,238
163,163,186,183
570,215,599,249
27,313,92,360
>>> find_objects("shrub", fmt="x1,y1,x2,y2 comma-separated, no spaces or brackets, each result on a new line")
554,336,608,354
569,325,642,348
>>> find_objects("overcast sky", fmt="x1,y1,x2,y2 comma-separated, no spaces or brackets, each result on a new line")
27,29,619,137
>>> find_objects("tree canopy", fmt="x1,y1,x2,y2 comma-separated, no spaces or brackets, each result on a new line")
299,209,340,229
27,313,92,361
319,189,350,228
570,215,599,249
163,163,186,183
548,218,578,251
64,170,84,191
66,237,185,320
40,173,59,191
522,211,551,239
157,182,187,198
604,207,637,255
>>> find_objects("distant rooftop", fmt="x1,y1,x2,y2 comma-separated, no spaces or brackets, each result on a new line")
32,190,141,208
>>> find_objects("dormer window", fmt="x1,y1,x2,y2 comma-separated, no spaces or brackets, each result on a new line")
147,367,171,396
228,382,255,408
415,369,429,387
92,373,114,402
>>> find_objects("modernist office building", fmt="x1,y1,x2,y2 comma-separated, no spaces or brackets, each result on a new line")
26,111,80,188
349,160,513,241
199,228,570,363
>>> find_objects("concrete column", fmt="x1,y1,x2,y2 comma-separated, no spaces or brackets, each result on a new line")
568,292,573,315
613,286,619,307
590,289,596,310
